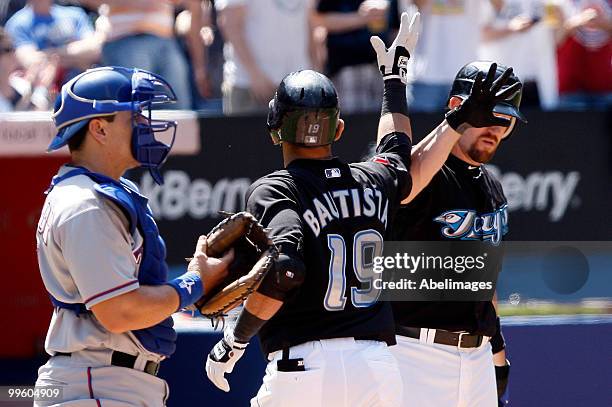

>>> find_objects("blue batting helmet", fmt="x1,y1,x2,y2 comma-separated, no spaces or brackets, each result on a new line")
50,66,178,184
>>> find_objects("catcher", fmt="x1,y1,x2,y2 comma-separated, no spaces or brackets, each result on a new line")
35,66,233,406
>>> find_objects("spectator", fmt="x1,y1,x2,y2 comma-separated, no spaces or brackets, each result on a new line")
175,0,224,112
4,0,100,86
405,0,483,111
555,0,612,109
0,29,21,112
0,27,56,111
82,0,195,110
216,0,314,115
479,0,560,109
313,0,398,113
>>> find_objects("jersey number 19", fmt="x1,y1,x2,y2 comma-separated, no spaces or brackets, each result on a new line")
324,229,383,311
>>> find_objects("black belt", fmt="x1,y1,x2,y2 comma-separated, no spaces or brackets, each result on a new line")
276,335,383,372
397,326,484,348
55,351,161,376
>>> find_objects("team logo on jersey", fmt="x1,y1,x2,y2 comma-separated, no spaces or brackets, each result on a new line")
325,168,341,178
434,205,509,245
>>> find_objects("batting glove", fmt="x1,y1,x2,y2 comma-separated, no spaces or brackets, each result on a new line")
205,329,248,392
370,11,421,84
445,63,522,134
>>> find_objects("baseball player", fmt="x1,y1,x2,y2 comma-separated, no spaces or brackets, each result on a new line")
390,61,527,407
203,13,519,407
34,66,233,406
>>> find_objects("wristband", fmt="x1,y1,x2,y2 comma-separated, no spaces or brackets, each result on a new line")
166,271,204,311
381,79,409,117
445,108,471,134
233,308,267,344
495,361,511,398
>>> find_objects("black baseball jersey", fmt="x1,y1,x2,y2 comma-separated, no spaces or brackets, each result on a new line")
390,154,508,337
246,133,412,354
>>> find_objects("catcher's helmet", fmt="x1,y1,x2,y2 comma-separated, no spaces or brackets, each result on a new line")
267,70,340,147
50,66,178,184
449,61,527,138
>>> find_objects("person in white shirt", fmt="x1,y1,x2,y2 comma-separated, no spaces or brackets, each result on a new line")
216,0,314,115
479,0,560,109
405,0,483,111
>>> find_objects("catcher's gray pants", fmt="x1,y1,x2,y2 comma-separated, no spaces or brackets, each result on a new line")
252,338,402,407
34,352,169,406
391,334,497,407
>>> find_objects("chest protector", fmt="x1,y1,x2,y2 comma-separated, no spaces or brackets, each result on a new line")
46,166,177,357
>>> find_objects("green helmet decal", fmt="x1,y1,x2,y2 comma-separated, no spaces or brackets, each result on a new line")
271,107,339,146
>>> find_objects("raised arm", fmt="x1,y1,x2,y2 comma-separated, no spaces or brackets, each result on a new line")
403,63,522,204
369,12,421,145
368,11,458,204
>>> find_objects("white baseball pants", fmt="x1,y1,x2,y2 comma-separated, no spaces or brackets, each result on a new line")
391,333,497,407
252,338,403,407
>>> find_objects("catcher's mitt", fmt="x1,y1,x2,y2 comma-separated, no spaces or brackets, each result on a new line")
192,212,278,320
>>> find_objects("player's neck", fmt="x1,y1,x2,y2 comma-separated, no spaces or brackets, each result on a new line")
450,146,481,167
282,143,333,167
70,152,130,181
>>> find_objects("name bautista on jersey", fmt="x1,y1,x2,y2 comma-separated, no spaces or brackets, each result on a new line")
303,187,389,236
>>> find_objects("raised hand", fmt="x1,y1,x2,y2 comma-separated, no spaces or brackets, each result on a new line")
445,63,522,133
370,11,421,84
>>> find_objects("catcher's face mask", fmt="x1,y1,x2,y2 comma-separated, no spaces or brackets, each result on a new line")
128,70,178,185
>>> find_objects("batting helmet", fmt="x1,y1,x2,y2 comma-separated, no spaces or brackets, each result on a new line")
449,61,527,138
267,70,340,147
50,66,177,184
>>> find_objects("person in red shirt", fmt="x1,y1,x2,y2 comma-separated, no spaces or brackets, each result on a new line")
556,0,612,109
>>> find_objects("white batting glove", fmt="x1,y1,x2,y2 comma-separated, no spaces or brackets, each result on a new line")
370,11,421,84
205,329,248,392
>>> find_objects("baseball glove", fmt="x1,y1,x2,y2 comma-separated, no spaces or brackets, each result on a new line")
192,212,278,320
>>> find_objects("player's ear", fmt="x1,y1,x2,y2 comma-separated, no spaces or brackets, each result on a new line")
334,118,345,142
448,96,463,110
88,118,108,145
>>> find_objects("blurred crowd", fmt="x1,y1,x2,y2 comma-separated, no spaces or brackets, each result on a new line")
0,0,610,114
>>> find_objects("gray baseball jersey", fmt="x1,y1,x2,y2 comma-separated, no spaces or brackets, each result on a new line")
36,165,164,362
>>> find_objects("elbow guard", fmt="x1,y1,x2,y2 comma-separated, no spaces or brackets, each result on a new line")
257,254,306,301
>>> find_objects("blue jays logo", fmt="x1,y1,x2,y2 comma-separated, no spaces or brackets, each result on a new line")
434,205,509,245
